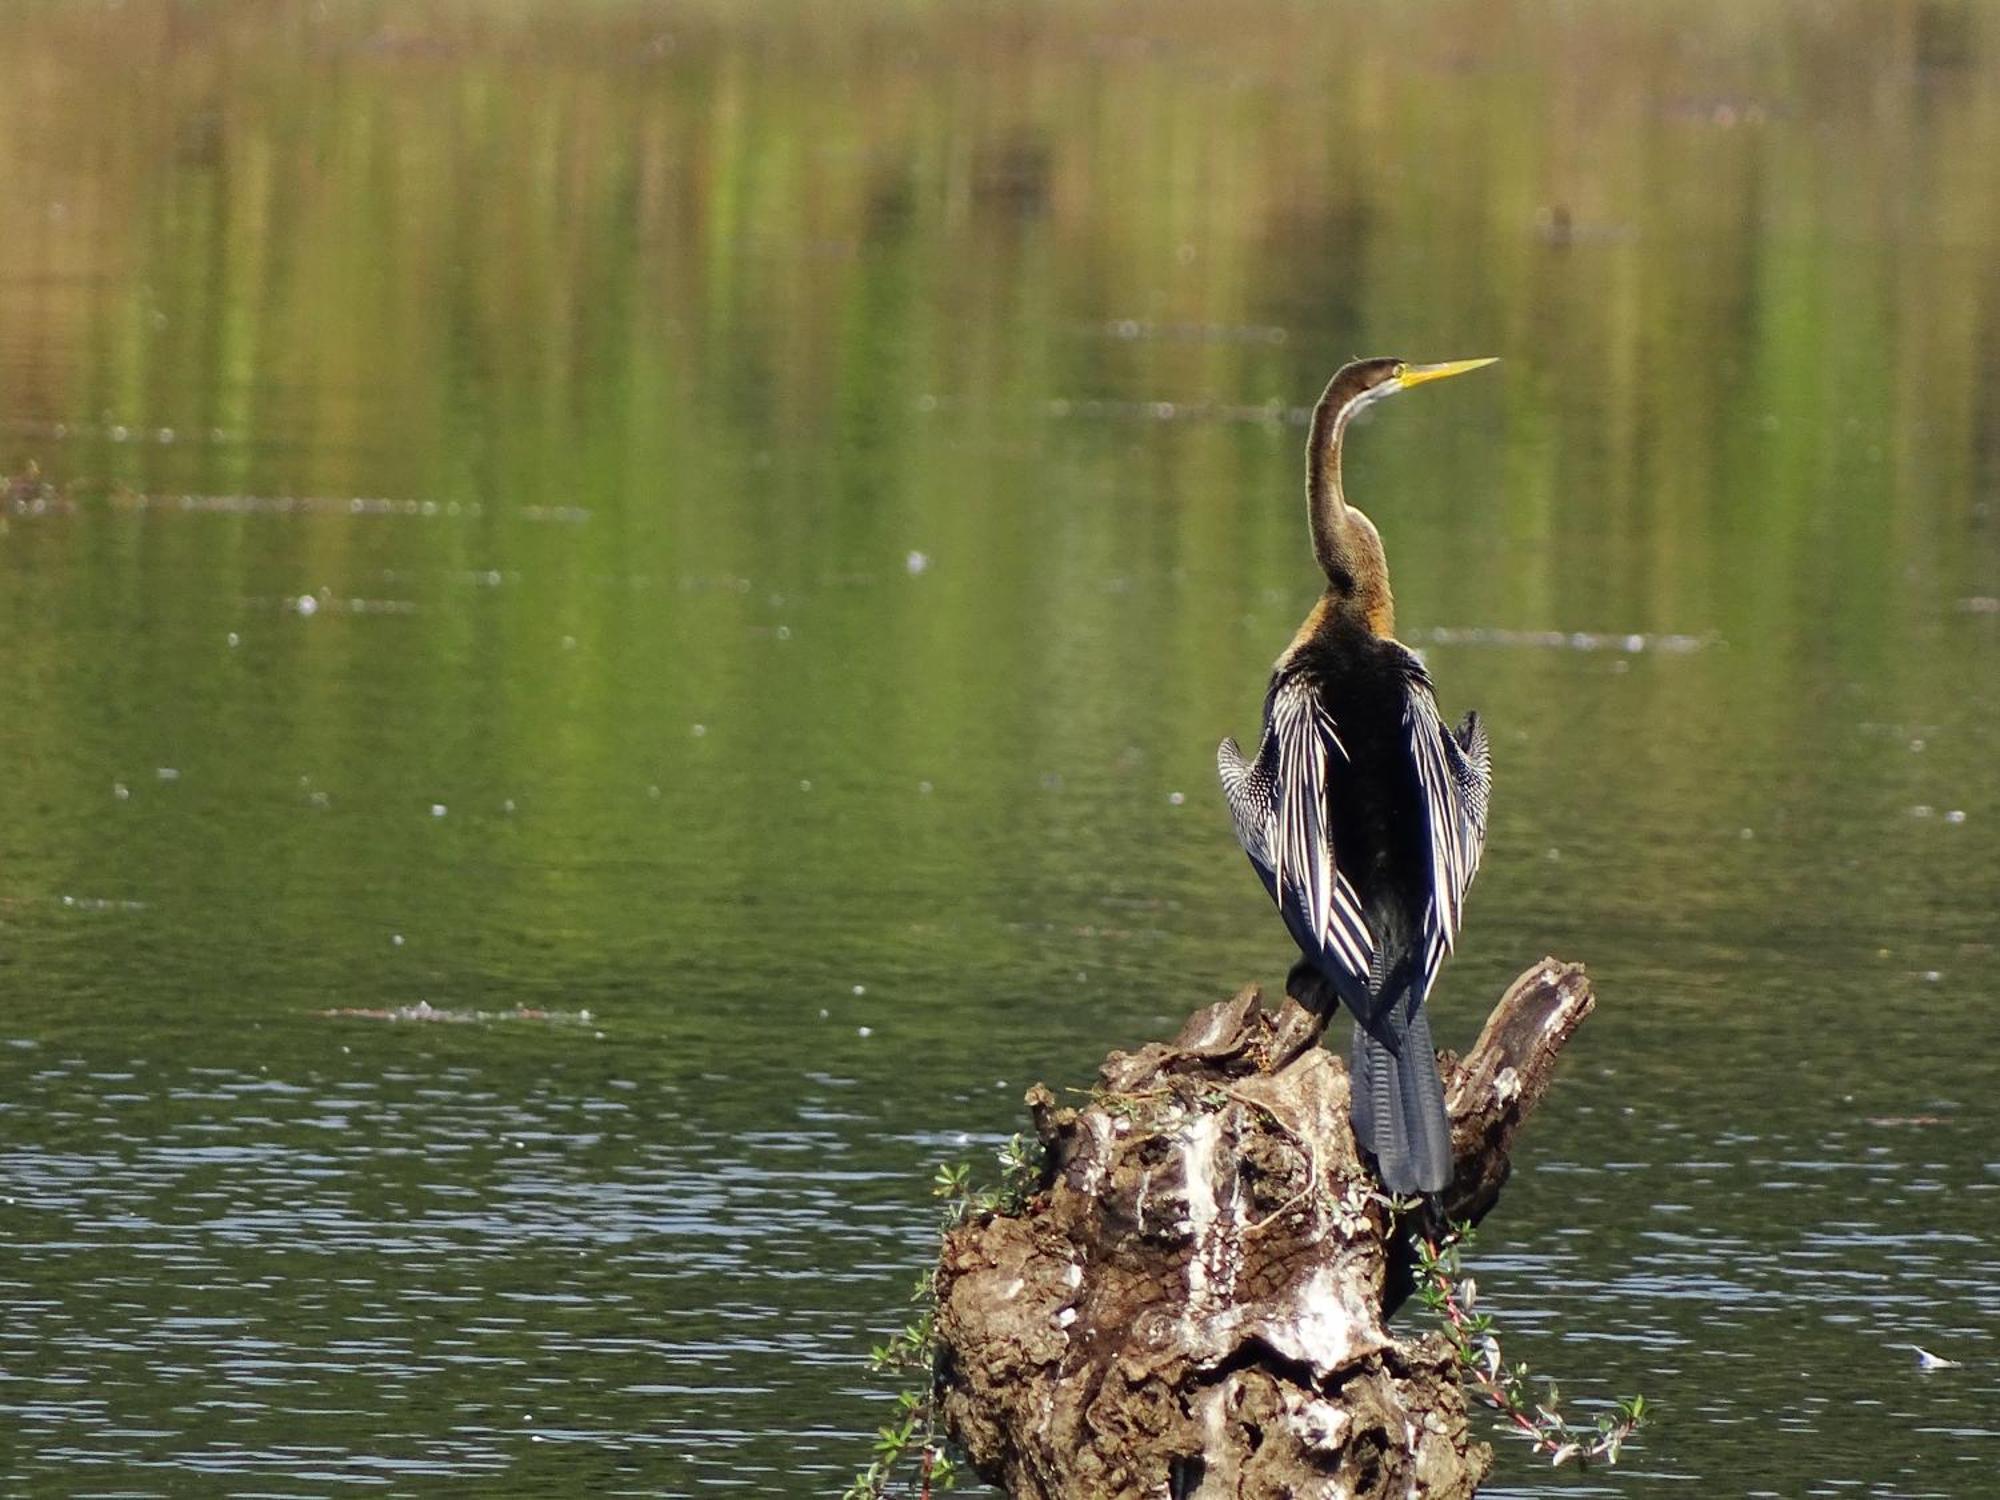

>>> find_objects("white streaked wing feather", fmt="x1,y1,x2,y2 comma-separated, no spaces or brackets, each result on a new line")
1271,680,1331,946
1266,676,1373,984
1327,868,1370,973
1215,735,1271,868
1401,666,1491,1000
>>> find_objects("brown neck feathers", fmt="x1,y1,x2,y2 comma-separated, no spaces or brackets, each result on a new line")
1305,364,1396,638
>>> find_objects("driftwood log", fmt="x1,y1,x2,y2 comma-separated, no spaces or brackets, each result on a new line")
933,958,1595,1499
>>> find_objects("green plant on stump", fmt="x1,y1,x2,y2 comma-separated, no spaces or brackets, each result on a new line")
1412,1218,1649,1467
847,1135,1045,1499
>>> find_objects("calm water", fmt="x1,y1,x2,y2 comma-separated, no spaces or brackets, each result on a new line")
2,2,1997,1495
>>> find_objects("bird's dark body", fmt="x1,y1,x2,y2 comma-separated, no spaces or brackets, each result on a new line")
1216,354,1496,1196
1269,623,1428,1025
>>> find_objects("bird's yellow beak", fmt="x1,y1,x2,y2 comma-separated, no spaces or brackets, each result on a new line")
1397,357,1500,391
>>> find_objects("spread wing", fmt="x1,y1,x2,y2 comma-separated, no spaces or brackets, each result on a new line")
1217,673,1375,986
1400,655,1492,1003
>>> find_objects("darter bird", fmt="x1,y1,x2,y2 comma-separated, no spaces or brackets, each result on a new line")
1218,357,1496,1195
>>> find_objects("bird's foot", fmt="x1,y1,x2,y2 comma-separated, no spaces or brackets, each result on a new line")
1269,961,1335,1067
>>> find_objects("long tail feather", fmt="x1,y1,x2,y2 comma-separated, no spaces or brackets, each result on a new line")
1349,1021,1378,1148
1349,1003,1451,1195
1395,1003,1452,1193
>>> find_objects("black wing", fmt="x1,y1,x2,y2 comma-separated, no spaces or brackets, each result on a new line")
1398,653,1492,1004
1217,673,1375,986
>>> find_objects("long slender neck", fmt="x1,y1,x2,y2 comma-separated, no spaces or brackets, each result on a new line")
1306,382,1358,581
1305,376,1395,638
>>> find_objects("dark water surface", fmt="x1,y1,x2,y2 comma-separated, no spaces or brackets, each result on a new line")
3,2,1998,1494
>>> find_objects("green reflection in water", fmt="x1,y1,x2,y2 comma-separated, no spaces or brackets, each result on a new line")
1,1,1996,1494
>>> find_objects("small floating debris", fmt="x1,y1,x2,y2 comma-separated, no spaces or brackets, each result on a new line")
1406,626,1721,654
905,550,930,575
1866,1115,1948,1127
110,491,479,518
1041,394,1311,427
3,462,73,516
262,591,418,617
1093,319,1290,346
1533,205,1640,246
318,1001,597,1026
59,895,149,912
1657,95,1783,128
3,418,241,445
519,503,592,524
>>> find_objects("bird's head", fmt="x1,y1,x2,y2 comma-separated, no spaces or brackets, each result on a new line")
1306,355,1498,635
1323,356,1500,423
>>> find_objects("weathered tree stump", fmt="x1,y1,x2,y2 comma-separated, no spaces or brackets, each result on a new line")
934,958,1595,1499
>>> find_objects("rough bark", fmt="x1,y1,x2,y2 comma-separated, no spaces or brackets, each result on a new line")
934,958,1595,1500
